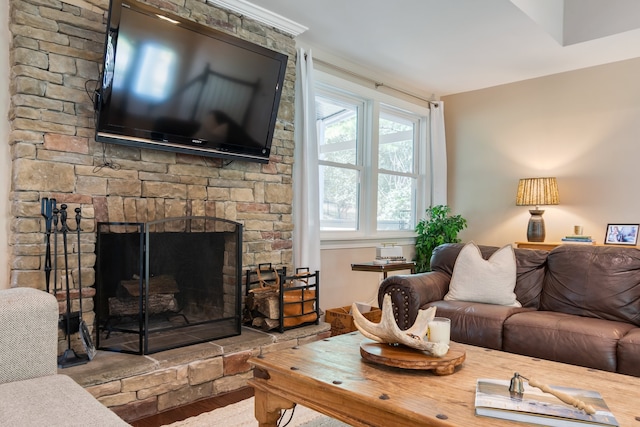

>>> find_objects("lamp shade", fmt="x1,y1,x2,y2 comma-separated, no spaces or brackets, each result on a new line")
516,177,559,206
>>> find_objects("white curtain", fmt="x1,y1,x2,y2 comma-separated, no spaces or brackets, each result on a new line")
430,101,448,206
293,48,321,272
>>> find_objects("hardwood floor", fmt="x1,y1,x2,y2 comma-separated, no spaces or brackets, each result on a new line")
131,387,255,427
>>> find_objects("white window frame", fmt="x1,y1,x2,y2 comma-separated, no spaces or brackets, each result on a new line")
315,71,432,248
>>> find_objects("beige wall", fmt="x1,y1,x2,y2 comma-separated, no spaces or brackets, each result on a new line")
320,244,415,310
443,57,640,247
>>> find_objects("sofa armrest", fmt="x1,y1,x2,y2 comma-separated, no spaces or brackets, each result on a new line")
378,271,451,330
0,288,59,383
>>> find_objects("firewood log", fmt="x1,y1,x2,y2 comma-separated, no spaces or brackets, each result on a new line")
108,294,178,316
117,275,179,298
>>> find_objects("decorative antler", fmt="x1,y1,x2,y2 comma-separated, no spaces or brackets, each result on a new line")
351,294,449,357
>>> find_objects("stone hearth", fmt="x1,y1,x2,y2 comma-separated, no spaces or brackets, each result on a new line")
63,323,330,423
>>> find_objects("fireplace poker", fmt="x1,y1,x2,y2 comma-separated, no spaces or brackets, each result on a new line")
52,206,59,295
40,198,55,293
75,207,96,360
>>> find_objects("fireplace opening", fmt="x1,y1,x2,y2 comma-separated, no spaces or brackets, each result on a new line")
95,217,242,354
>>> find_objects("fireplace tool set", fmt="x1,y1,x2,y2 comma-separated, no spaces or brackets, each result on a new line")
41,199,96,368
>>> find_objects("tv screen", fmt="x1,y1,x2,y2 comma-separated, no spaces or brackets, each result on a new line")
96,0,288,163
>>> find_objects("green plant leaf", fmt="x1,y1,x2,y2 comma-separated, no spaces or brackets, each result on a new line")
414,205,467,272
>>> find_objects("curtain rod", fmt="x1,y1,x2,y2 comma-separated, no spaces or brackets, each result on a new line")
311,57,438,108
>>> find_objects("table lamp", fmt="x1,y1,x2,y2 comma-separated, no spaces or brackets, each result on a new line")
516,177,559,242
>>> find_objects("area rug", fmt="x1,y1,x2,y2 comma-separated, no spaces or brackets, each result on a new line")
163,397,349,427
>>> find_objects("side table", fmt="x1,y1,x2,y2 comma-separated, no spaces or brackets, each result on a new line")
514,241,561,250
350,261,416,279
514,241,624,250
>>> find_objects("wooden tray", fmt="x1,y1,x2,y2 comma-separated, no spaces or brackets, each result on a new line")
360,339,466,375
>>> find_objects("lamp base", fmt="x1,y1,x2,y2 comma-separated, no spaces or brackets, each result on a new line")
527,209,546,242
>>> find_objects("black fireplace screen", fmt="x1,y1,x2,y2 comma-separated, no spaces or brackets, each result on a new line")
95,217,242,354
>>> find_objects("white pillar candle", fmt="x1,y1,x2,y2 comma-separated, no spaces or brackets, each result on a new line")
428,317,451,346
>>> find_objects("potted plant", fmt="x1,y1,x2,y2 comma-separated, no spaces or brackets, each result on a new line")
414,205,467,272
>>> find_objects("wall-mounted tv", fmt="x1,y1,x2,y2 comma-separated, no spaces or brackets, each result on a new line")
96,0,288,163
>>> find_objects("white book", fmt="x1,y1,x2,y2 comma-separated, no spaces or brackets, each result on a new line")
475,379,619,427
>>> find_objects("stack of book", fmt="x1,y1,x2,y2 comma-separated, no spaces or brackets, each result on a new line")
561,235,594,244
375,244,406,263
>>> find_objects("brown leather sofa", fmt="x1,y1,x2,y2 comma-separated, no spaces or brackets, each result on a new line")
378,243,640,377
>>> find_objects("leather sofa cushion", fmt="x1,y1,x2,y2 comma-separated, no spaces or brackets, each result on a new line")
541,245,640,326
431,243,547,308
618,328,640,377
513,247,548,309
503,311,635,372
424,300,532,350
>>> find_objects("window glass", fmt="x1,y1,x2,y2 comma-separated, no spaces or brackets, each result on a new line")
316,94,362,231
316,96,357,165
377,174,415,231
378,112,415,174
377,108,418,231
319,165,359,231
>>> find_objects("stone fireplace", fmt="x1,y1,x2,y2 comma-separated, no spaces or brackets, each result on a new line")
95,217,242,354
8,0,296,357
4,0,320,420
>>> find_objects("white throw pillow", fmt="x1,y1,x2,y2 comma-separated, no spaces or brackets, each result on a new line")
444,242,521,307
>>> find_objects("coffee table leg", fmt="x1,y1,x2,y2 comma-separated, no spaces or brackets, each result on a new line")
253,388,296,427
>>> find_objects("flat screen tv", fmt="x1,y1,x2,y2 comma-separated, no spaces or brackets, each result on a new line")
96,0,288,163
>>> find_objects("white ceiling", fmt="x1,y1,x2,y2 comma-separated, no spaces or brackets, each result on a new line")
249,0,640,97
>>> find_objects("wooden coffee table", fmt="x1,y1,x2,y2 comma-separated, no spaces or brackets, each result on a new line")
248,332,640,426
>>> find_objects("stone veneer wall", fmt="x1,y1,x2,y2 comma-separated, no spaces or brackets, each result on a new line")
8,0,297,353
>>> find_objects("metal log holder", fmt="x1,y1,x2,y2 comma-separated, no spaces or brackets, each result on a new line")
277,268,320,333
244,265,320,332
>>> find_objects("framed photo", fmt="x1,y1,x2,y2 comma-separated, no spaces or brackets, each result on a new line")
604,224,639,245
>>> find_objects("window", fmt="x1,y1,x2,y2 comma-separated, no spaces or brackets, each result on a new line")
315,75,430,242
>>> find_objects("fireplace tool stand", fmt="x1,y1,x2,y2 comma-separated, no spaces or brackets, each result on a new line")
56,204,89,368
